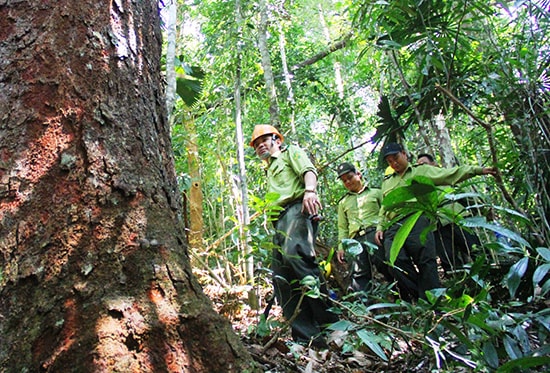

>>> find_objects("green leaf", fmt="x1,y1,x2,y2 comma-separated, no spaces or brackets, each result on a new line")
327,319,354,331
365,303,404,312
496,356,550,372
503,334,522,360
389,211,423,266
533,263,550,286
536,247,550,262
506,257,529,298
341,239,363,256
382,176,437,208
486,204,532,225
300,275,319,288
265,192,282,204
425,287,447,304
468,313,496,334
540,278,550,297
326,247,335,262
440,320,474,349
356,329,388,361
512,325,531,355
462,217,531,248
482,341,499,369
175,64,205,107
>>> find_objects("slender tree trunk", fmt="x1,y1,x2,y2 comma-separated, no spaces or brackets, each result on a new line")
257,0,281,127
278,21,296,133
432,114,455,167
164,0,177,118
184,115,205,252
318,3,344,99
0,1,254,371
234,0,254,286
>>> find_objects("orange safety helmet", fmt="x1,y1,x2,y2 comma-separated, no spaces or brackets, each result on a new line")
249,124,284,147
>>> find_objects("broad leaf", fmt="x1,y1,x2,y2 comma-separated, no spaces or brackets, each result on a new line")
356,329,388,361
496,356,550,373
462,217,531,248
536,247,550,261
341,239,363,256
503,334,522,360
505,257,529,298
327,319,353,331
389,211,423,265
482,341,499,369
533,263,550,286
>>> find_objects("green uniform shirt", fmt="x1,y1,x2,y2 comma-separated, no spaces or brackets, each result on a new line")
338,187,382,249
266,144,317,207
377,164,484,231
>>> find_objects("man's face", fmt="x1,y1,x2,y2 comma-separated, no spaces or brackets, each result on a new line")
385,151,408,174
417,156,436,166
252,134,280,160
339,171,362,193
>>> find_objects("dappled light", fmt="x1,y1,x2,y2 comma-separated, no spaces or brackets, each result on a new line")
110,0,144,71
1,0,549,371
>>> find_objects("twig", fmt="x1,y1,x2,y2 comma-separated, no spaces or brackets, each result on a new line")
330,297,424,345
189,250,227,287
261,290,307,352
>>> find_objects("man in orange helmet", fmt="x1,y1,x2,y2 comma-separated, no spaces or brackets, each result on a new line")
250,124,338,349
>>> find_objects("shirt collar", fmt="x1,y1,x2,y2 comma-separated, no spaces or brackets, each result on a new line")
348,184,367,195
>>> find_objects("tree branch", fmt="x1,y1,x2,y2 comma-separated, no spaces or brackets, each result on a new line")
436,84,544,245
291,32,353,71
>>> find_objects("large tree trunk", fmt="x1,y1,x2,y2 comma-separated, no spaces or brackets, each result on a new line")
0,1,254,372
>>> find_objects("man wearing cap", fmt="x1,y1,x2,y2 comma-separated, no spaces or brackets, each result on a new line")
335,162,391,295
375,142,496,300
250,124,338,348
416,153,482,274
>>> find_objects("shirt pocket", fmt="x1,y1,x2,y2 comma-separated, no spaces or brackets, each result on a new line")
269,162,288,184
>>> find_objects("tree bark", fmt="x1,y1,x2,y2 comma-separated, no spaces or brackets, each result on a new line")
318,3,344,100
234,0,254,285
278,21,296,133
432,114,456,167
184,115,205,253
0,1,254,372
290,32,353,72
164,0,177,117
257,0,281,127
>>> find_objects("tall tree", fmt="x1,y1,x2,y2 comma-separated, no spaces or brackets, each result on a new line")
164,0,178,117
0,1,254,371
257,0,281,127
234,0,255,285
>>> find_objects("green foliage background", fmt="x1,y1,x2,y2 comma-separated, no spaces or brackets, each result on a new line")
164,0,549,370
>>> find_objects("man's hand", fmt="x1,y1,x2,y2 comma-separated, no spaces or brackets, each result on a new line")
482,167,497,176
336,249,345,264
302,191,322,216
375,230,384,246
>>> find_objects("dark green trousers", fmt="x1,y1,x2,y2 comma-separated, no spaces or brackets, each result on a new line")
272,202,338,343
349,229,392,293
383,215,441,300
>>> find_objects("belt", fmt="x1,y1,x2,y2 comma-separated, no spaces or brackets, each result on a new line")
275,198,303,223
353,227,375,239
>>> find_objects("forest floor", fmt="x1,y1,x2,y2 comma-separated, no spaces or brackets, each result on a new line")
202,282,436,373
200,266,550,373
